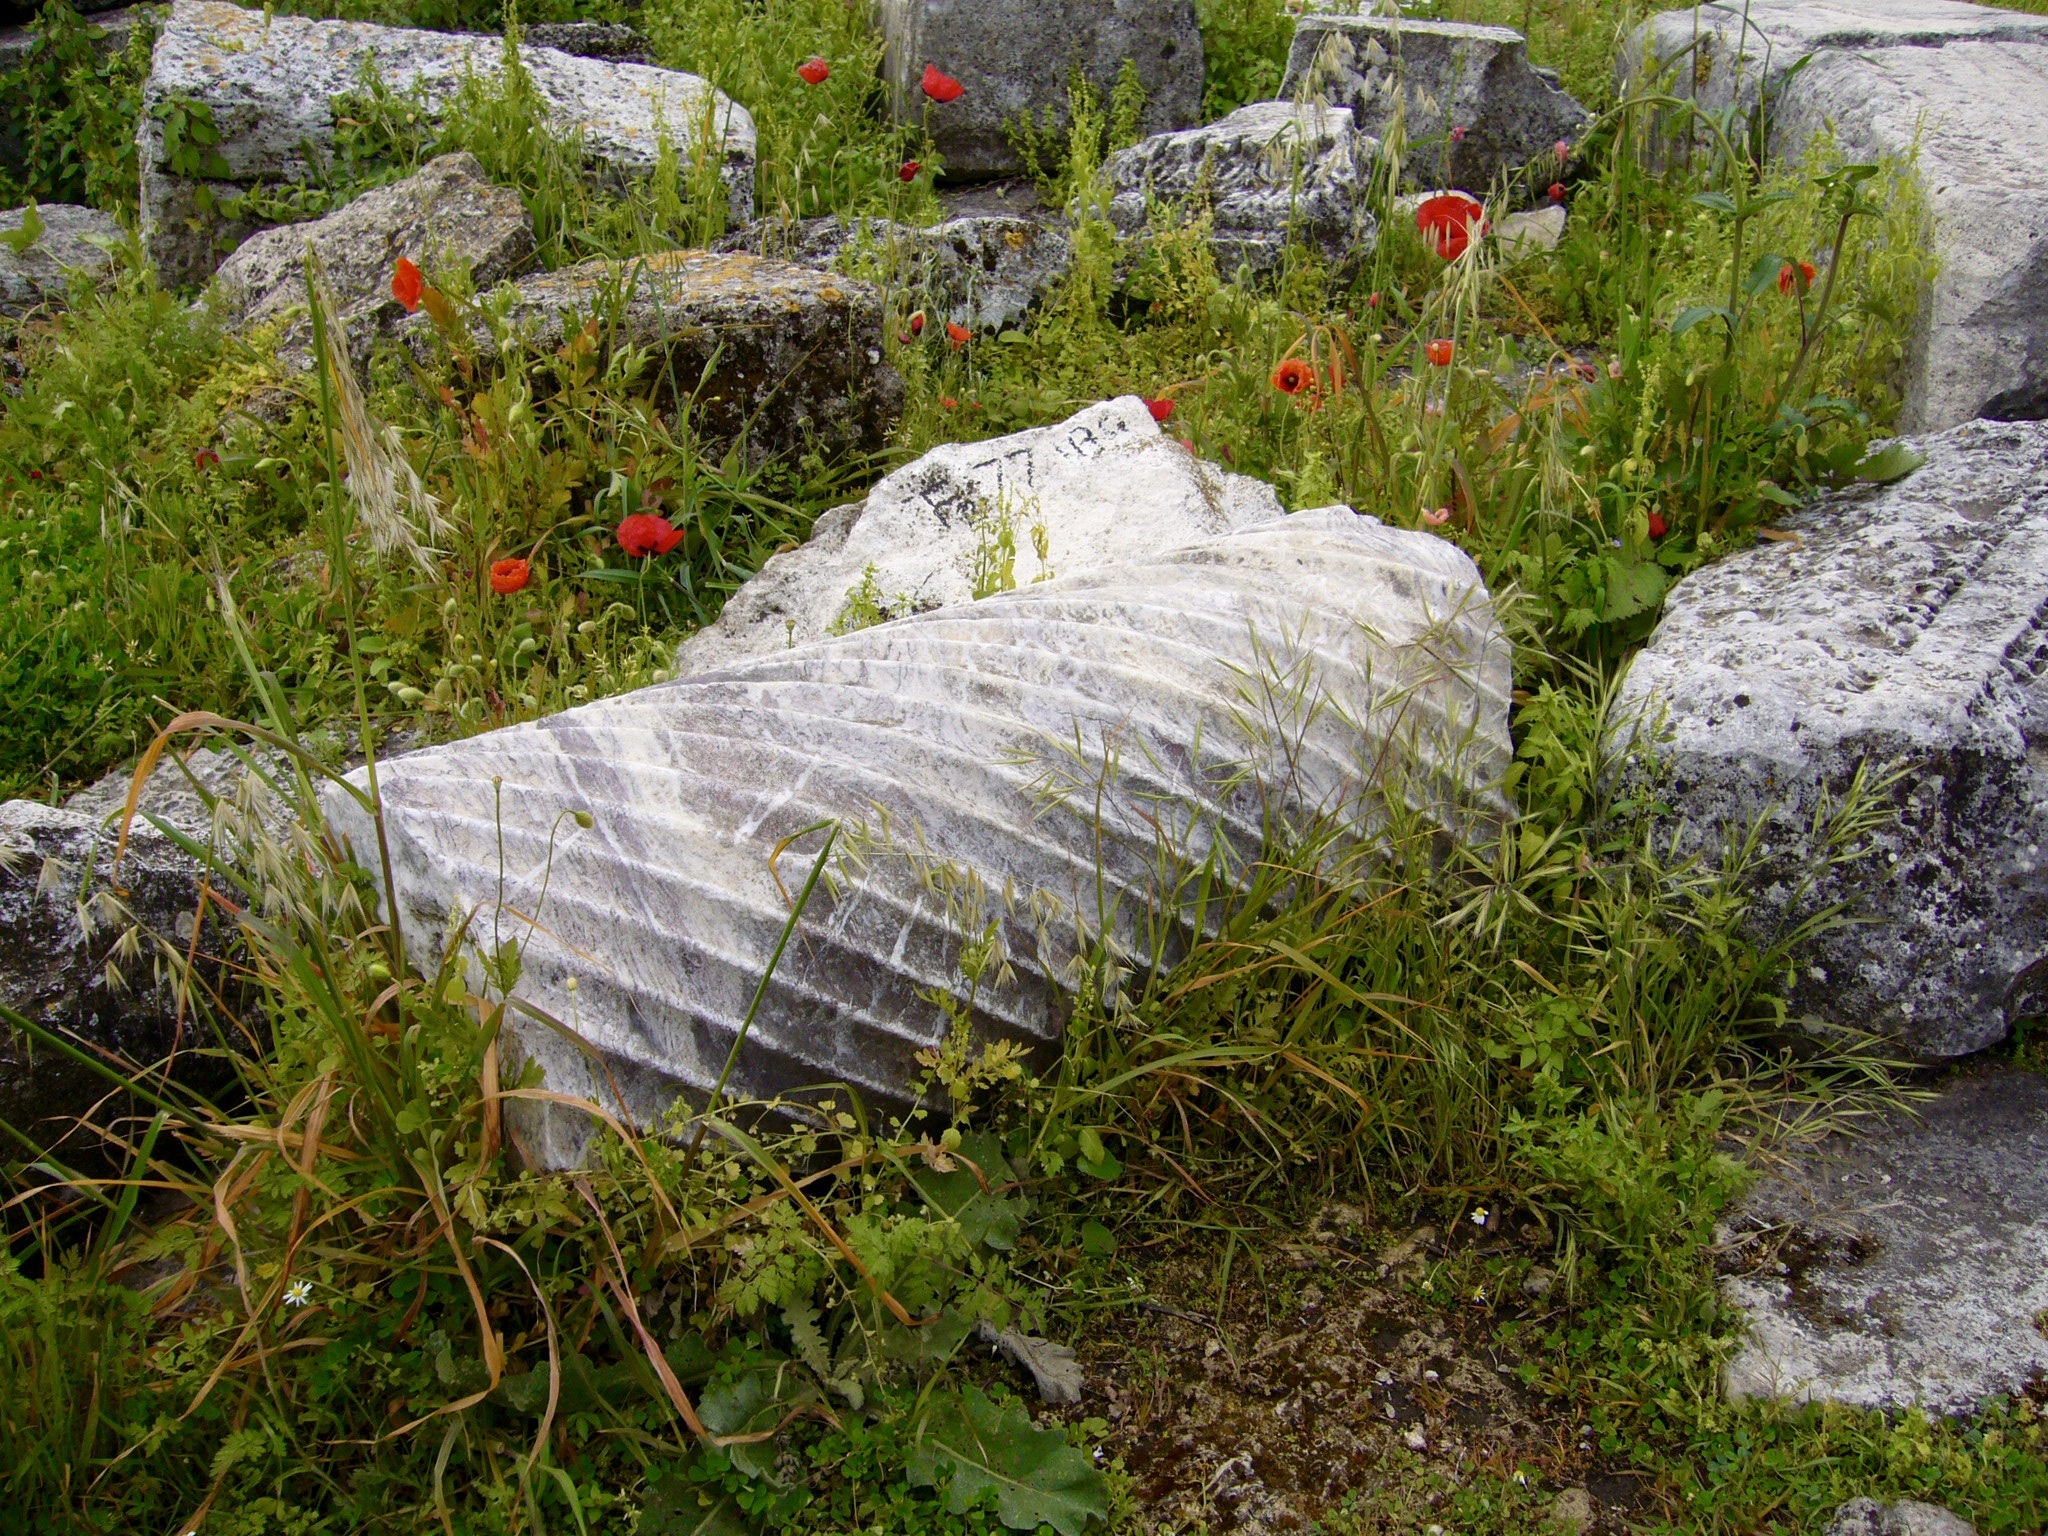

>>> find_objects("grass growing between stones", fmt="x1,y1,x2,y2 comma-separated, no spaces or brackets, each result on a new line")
2,0,2044,1531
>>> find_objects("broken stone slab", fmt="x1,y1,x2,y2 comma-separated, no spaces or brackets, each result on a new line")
1719,1066,2048,1416
675,397,1284,673
1616,418,2048,1058
718,212,1073,333
209,152,532,372
876,0,1204,180
324,453,1512,1167
1622,0,2048,431
1282,16,1589,196
138,0,755,290
1101,101,1378,277
401,249,896,466
0,799,214,1137
0,203,122,317
1826,1499,1977,1536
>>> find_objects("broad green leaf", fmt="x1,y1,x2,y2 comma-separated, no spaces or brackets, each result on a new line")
907,1385,1109,1536
1851,442,1927,483
1668,305,1728,337
1080,1220,1117,1258
640,1470,757,1536
1600,558,1668,624
1744,253,1788,296
911,1130,1029,1250
1,203,43,257
1689,191,1736,214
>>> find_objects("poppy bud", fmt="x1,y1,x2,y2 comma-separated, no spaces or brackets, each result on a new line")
1367,291,1380,307
909,310,926,336
1548,182,1566,202
1422,507,1452,527
898,159,921,182
1426,338,1455,367
797,56,830,84
1450,125,1466,143
921,64,965,102
1554,139,1570,160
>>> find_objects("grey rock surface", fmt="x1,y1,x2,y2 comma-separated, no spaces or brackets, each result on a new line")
518,22,654,66
1720,1067,2048,1416
675,397,1285,673
1616,419,2048,1057
402,249,896,465
1623,0,2048,430
0,799,213,1136
876,0,1204,180
325,421,1511,1167
1102,101,1378,276
720,212,1073,332
209,152,533,370
1282,15,1589,195
1826,1498,1976,1536
0,203,122,316
139,0,754,289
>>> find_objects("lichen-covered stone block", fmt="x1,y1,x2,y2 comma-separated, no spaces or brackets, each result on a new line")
0,800,210,1136
402,249,897,465
722,212,1074,333
1622,0,2048,430
876,0,1203,180
138,0,754,288
1101,101,1377,276
210,152,533,369
1281,15,1588,195
1616,419,2048,1058
0,203,122,317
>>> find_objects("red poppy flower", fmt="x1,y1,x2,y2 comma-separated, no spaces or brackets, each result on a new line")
1647,512,1667,540
941,396,958,409
898,159,921,182
617,512,684,558
490,557,532,594
194,448,220,471
945,320,970,350
797,55,830,84
1450,125,1466,143
1416,192,1483,261
1178,437,1196,452
1143,397,1174,422
27,468,41,480
392,257,424,313
909,310,926,336
1548,182,1567,202
1426,338,1455,367
921,64,965,103
1271,358,1316,395
1778,260,1817,296
1367,291,1381,308
1422,506,1452,527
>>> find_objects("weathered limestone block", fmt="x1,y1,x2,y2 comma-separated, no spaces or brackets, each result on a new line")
1615,419,2048,1057
0,203,122,317
1719,1066,2048,1417
209,152,532,369
1622,0,2048,430
876,0,1204,180
402,249,897,465
139,0,755,288
1826,1498,1978,1536
1281,15,1589,195
676,397,1284,672
326,417,1511,1167
720,213,1073,332
1101,102,1378,276
0,800,209,1135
